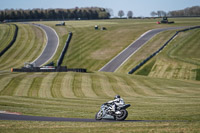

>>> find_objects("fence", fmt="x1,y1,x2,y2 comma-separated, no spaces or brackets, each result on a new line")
57,32,72,66
128,26,200,74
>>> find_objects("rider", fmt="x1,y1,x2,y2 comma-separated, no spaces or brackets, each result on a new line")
107,95,125,114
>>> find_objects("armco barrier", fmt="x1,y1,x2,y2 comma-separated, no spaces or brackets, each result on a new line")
12,66,86,73
57,32,72,66
0,24,18,57
128,26,200,74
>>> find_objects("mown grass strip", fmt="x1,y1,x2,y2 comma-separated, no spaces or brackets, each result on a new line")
81,73,97,98
0,73,22,92
0,24,10,51
72,73,85,97
0,24,8,44
91,74,108,97
38,73,56,98
15,74,34,97
0,24,15,52
0,73,26,96
51,73,64,98
98,73,116,98
128,77,157,96
105,74,130,97
114,76,138,97
60,72,76,98
28,75,44,97
169,29,200,65
141,78,172,95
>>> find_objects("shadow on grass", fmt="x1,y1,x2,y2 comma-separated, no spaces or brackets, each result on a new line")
192,69,200,81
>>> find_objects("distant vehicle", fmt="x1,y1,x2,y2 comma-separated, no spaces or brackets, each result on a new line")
101,27,107,30
55,22,65,26
157,17,174,24
94,25,98,30
3,20,12,23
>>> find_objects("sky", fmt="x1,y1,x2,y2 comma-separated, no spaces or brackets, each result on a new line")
1,0,200,17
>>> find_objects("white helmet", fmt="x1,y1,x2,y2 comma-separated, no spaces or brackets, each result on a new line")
114,95,120,99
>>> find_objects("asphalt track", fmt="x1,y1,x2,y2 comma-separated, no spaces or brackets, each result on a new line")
99,26,189,72
0,113,187,122
30,23,59,67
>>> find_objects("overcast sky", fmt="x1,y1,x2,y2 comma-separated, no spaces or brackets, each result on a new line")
1,0,199,17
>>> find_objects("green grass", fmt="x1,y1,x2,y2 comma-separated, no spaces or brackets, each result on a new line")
0,24,15,52
0,23,46,70
121,27,200,81
0,121,200,133
168,29,200,65
196,69,200,80
39,18,200,71
0,18,200,132
136,59,156,76
149,29,200,80
0,72,200,120
0,71,200,132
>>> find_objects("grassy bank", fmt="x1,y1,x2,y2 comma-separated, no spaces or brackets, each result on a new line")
1,121,200,133
39,18,200,71
0,24,15,52
0,24,46,70
119,27,200,81
0,72,200,121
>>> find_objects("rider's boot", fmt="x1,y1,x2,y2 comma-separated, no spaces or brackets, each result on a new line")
115,111,121,115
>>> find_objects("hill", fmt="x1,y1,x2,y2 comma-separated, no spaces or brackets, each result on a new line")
0,18,200,132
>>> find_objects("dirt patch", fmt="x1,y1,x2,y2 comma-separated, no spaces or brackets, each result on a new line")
0,111,22,115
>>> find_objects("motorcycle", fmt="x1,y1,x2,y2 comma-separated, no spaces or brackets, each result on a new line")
95,102,131,121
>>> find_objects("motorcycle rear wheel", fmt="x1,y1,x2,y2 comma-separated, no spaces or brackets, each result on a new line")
116,109,128,121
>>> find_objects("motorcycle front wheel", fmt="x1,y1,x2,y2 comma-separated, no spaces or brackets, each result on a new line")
95,110,103,120
116,109,128,121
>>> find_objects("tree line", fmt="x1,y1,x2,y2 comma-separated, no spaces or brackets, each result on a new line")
0,7,110,21
151,6,200,17
168,6,200,17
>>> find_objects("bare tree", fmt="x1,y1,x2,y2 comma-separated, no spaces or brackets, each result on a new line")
150,11,157,17
157,10,166,17
118,10,124,18
127,11,133,18
106,8,114,17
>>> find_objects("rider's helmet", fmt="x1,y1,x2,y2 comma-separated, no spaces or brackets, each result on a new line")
114,95,120,99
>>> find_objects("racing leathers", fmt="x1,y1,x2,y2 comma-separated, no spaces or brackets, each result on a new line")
107,98,125,114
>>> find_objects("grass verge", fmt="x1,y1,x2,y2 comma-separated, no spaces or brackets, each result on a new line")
0,121,200,133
